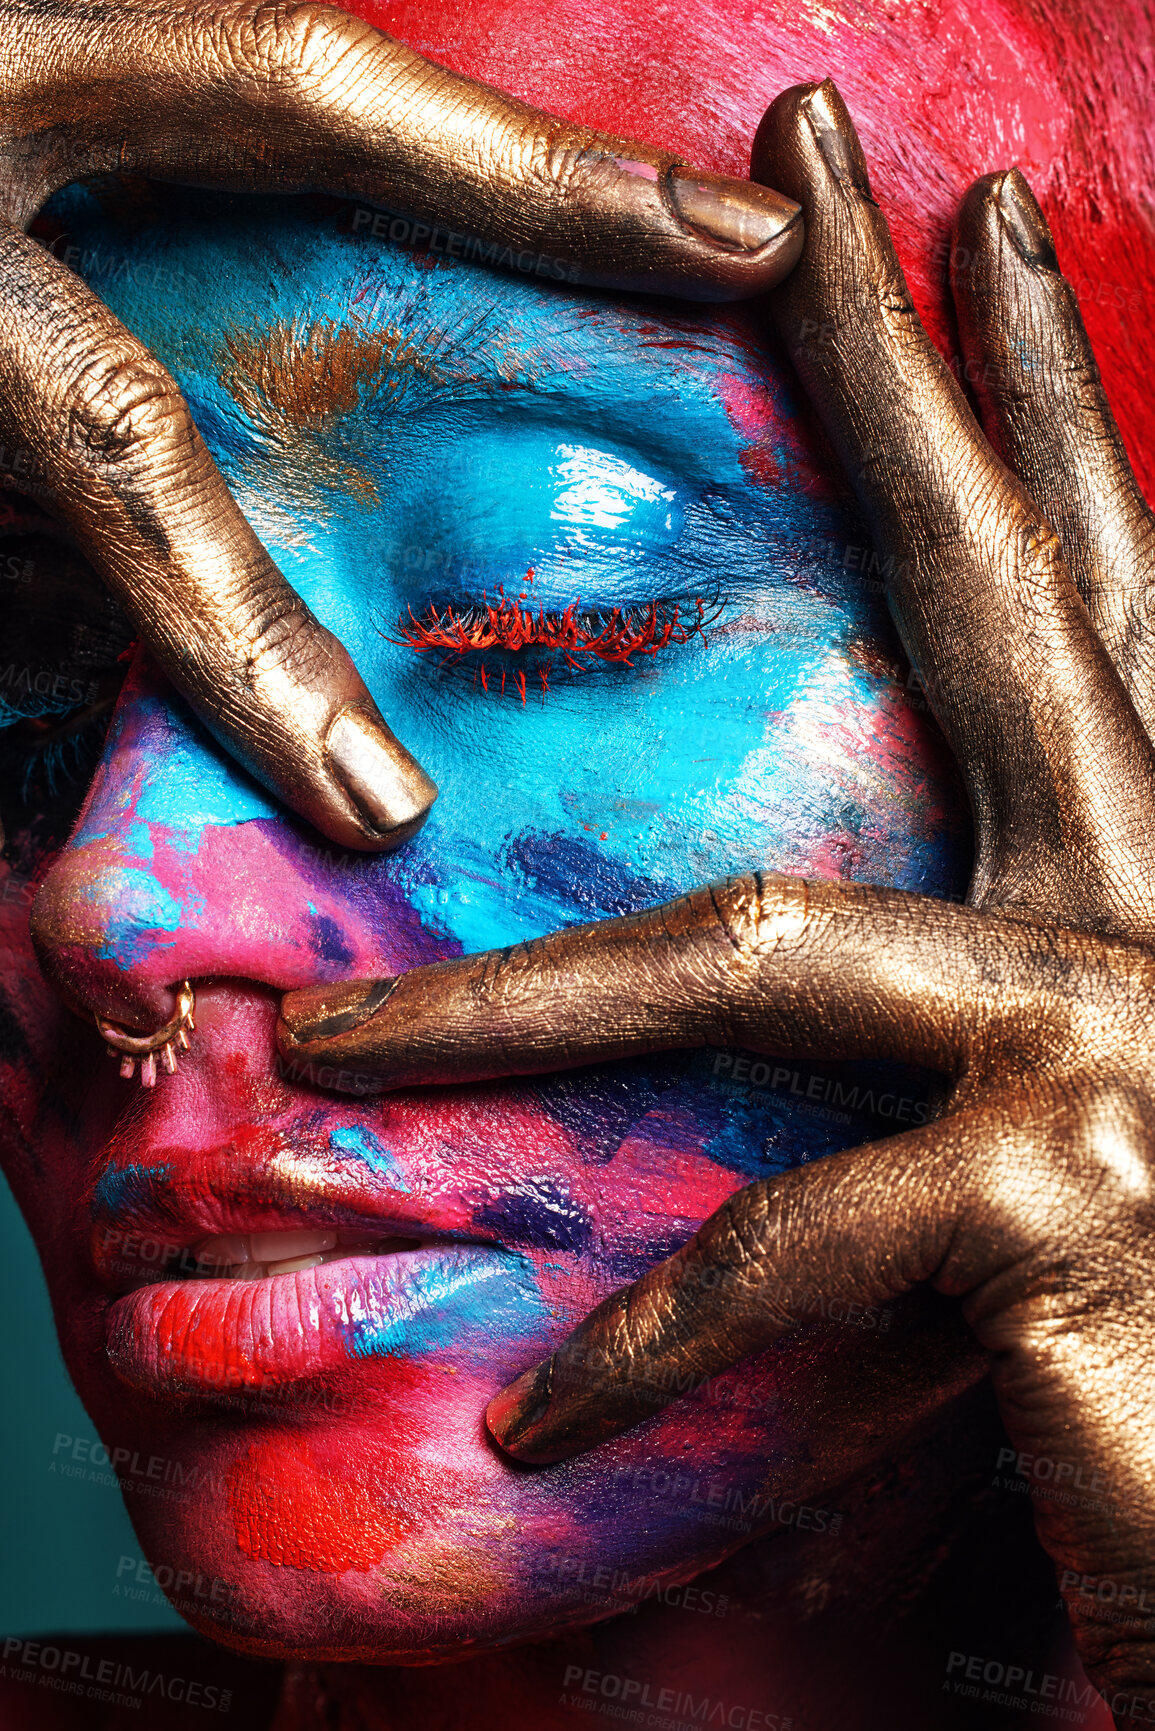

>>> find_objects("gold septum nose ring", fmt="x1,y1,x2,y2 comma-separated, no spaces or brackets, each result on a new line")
96,980,196,1087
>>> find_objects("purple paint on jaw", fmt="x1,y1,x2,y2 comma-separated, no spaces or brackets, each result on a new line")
530,1060,691,1162
472,1176,593,1252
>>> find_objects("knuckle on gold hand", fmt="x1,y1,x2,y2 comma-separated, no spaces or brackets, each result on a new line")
64,352,185,466
217,0,365,87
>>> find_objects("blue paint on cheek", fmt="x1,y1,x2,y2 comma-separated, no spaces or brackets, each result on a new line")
472,1176,592,1253
92,1162,172,1217
348,1253,543,1358
328,1124,410,1190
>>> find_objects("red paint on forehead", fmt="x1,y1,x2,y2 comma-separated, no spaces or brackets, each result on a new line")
355,0,1155,500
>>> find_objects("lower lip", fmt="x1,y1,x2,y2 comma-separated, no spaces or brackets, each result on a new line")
105,1244,521,1400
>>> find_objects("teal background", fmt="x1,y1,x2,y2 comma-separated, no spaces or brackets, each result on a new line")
0,1172,183,1635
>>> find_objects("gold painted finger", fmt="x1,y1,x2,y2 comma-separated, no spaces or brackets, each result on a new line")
274,872,1081,1091
0,219,435,848
0,1,801,298
952,168,1155,739
753,80,1155,941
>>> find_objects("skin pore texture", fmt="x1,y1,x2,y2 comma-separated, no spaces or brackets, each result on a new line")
1,0,1153,1724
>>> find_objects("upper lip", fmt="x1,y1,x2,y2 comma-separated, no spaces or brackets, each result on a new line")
88,1125,500,1293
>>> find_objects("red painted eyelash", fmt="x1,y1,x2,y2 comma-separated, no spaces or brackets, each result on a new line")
391,574,715,702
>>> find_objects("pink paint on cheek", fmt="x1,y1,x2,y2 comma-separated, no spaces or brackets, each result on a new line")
597,1129,742,1238
227,1431,413,1571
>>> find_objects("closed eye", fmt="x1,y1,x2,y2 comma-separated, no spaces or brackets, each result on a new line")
387,576,718,703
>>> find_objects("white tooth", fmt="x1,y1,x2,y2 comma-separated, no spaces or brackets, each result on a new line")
249,1230,337,1262
318,1237,422,1265
193,1234,251,1268
321,1241,373,1265
266,1253,324,1275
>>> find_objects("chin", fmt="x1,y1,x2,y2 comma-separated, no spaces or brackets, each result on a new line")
72,1348,795,1664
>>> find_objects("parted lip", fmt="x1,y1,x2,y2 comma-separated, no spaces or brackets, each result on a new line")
85,1070,547,1404
87,1127,505,1294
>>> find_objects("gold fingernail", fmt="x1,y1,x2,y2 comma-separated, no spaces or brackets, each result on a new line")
997,169,1060,273
486,1357,556,1456
280,978,395,1044
325,707,437,844
803,79,877,204
667,171,802,252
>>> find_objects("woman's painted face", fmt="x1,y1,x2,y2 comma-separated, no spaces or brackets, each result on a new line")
0,174,968,1659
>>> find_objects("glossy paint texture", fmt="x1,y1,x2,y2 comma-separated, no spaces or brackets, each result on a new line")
1,0,1152,1687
